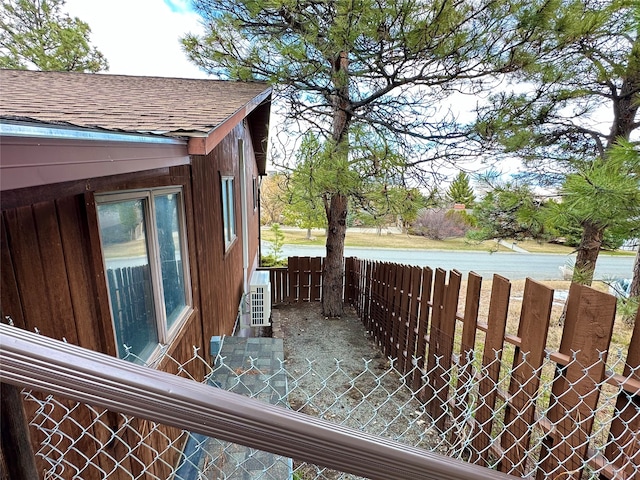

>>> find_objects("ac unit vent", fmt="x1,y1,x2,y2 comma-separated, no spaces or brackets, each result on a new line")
249,270,272,327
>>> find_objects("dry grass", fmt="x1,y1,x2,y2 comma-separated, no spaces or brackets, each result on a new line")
261,227,581,253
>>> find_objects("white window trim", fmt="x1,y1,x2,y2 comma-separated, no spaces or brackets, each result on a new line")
222,175,237,250
96,187,193,362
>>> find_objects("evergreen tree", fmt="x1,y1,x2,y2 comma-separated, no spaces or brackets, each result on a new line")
470,182,547,241
0,0,108,72
474,0,639,285
446,172,475,207
282,133,327,238
184,0,543,316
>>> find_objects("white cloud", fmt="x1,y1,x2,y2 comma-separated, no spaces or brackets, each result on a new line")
64,0,207,78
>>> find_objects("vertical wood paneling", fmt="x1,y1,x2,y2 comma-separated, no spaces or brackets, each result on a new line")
1,214,25,329
31,201,78,342
56,196,102,352
3,206,68,339
191,125,247,351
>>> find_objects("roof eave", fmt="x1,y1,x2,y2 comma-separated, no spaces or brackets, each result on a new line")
187,86,272,156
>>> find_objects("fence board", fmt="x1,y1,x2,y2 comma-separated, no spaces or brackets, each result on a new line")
434,270,461,431
299,256,311,302
311,257,323,302
414,267,433,394
404,266,422,376
472,274,511,464
499,279,553,475
382,263,395,357
604,307,640,479
376,263,387,353
389,264,403,359
374,262,387,343
396,265,412,372
288,256,300,304
452,272,482,440
425,268,447,419
537,284,617,480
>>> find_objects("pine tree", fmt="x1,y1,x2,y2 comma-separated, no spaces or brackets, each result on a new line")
474,0,639,285
446,172,475,208
183,0,543,316
0,0,108,72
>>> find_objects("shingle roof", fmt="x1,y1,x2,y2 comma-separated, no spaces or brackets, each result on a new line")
0,69,271,136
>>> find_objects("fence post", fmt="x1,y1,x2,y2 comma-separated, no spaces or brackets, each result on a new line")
1,382,38,479
499,279,554,475
603,307,640,478
536,283,616,480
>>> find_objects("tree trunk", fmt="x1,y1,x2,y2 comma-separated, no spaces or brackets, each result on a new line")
630,248,639,298
573,220,604,285
322,193,348,317
321,46,351,317
306,227,312,240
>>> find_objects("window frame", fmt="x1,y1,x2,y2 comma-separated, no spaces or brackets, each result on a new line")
221,175,237,250
253,176,259,211
95,187,193,362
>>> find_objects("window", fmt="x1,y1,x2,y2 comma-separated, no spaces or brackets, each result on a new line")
253,176,259,211
96,188,191,363
221,176,236,249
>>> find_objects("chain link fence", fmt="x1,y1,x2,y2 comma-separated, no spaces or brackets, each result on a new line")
18,339,639,480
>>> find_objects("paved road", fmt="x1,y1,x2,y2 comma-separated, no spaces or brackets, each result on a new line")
267,243,636,281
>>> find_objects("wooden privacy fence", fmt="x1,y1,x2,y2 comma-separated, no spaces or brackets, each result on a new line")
343,257,639,480
262,256,639,479
260,256,324,305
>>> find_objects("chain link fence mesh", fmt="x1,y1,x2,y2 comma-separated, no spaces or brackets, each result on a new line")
19,338,639,480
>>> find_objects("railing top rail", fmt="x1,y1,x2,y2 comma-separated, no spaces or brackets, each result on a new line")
0,324,512,480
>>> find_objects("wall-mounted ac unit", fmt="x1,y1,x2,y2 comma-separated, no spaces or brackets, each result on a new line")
249,270,272,327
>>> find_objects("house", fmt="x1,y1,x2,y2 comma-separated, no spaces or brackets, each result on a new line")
0,69,271,368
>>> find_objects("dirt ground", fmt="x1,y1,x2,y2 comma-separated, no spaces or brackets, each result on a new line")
272,302,443,479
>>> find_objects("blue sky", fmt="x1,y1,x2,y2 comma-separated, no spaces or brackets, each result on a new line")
64,0,207,78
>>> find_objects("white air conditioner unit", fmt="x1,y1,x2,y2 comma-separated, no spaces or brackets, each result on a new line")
249,270,272,327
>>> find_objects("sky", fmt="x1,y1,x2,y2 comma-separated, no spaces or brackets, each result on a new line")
60,0,528,181
64,0,207,79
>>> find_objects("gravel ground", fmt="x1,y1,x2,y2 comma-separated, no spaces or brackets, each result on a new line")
272,302,443,479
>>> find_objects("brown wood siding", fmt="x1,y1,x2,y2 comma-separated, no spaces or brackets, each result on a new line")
191,123,247,352
1,166,205,361
1,166,208,480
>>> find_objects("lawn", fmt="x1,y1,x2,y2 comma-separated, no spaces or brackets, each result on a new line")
262,226,590,255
